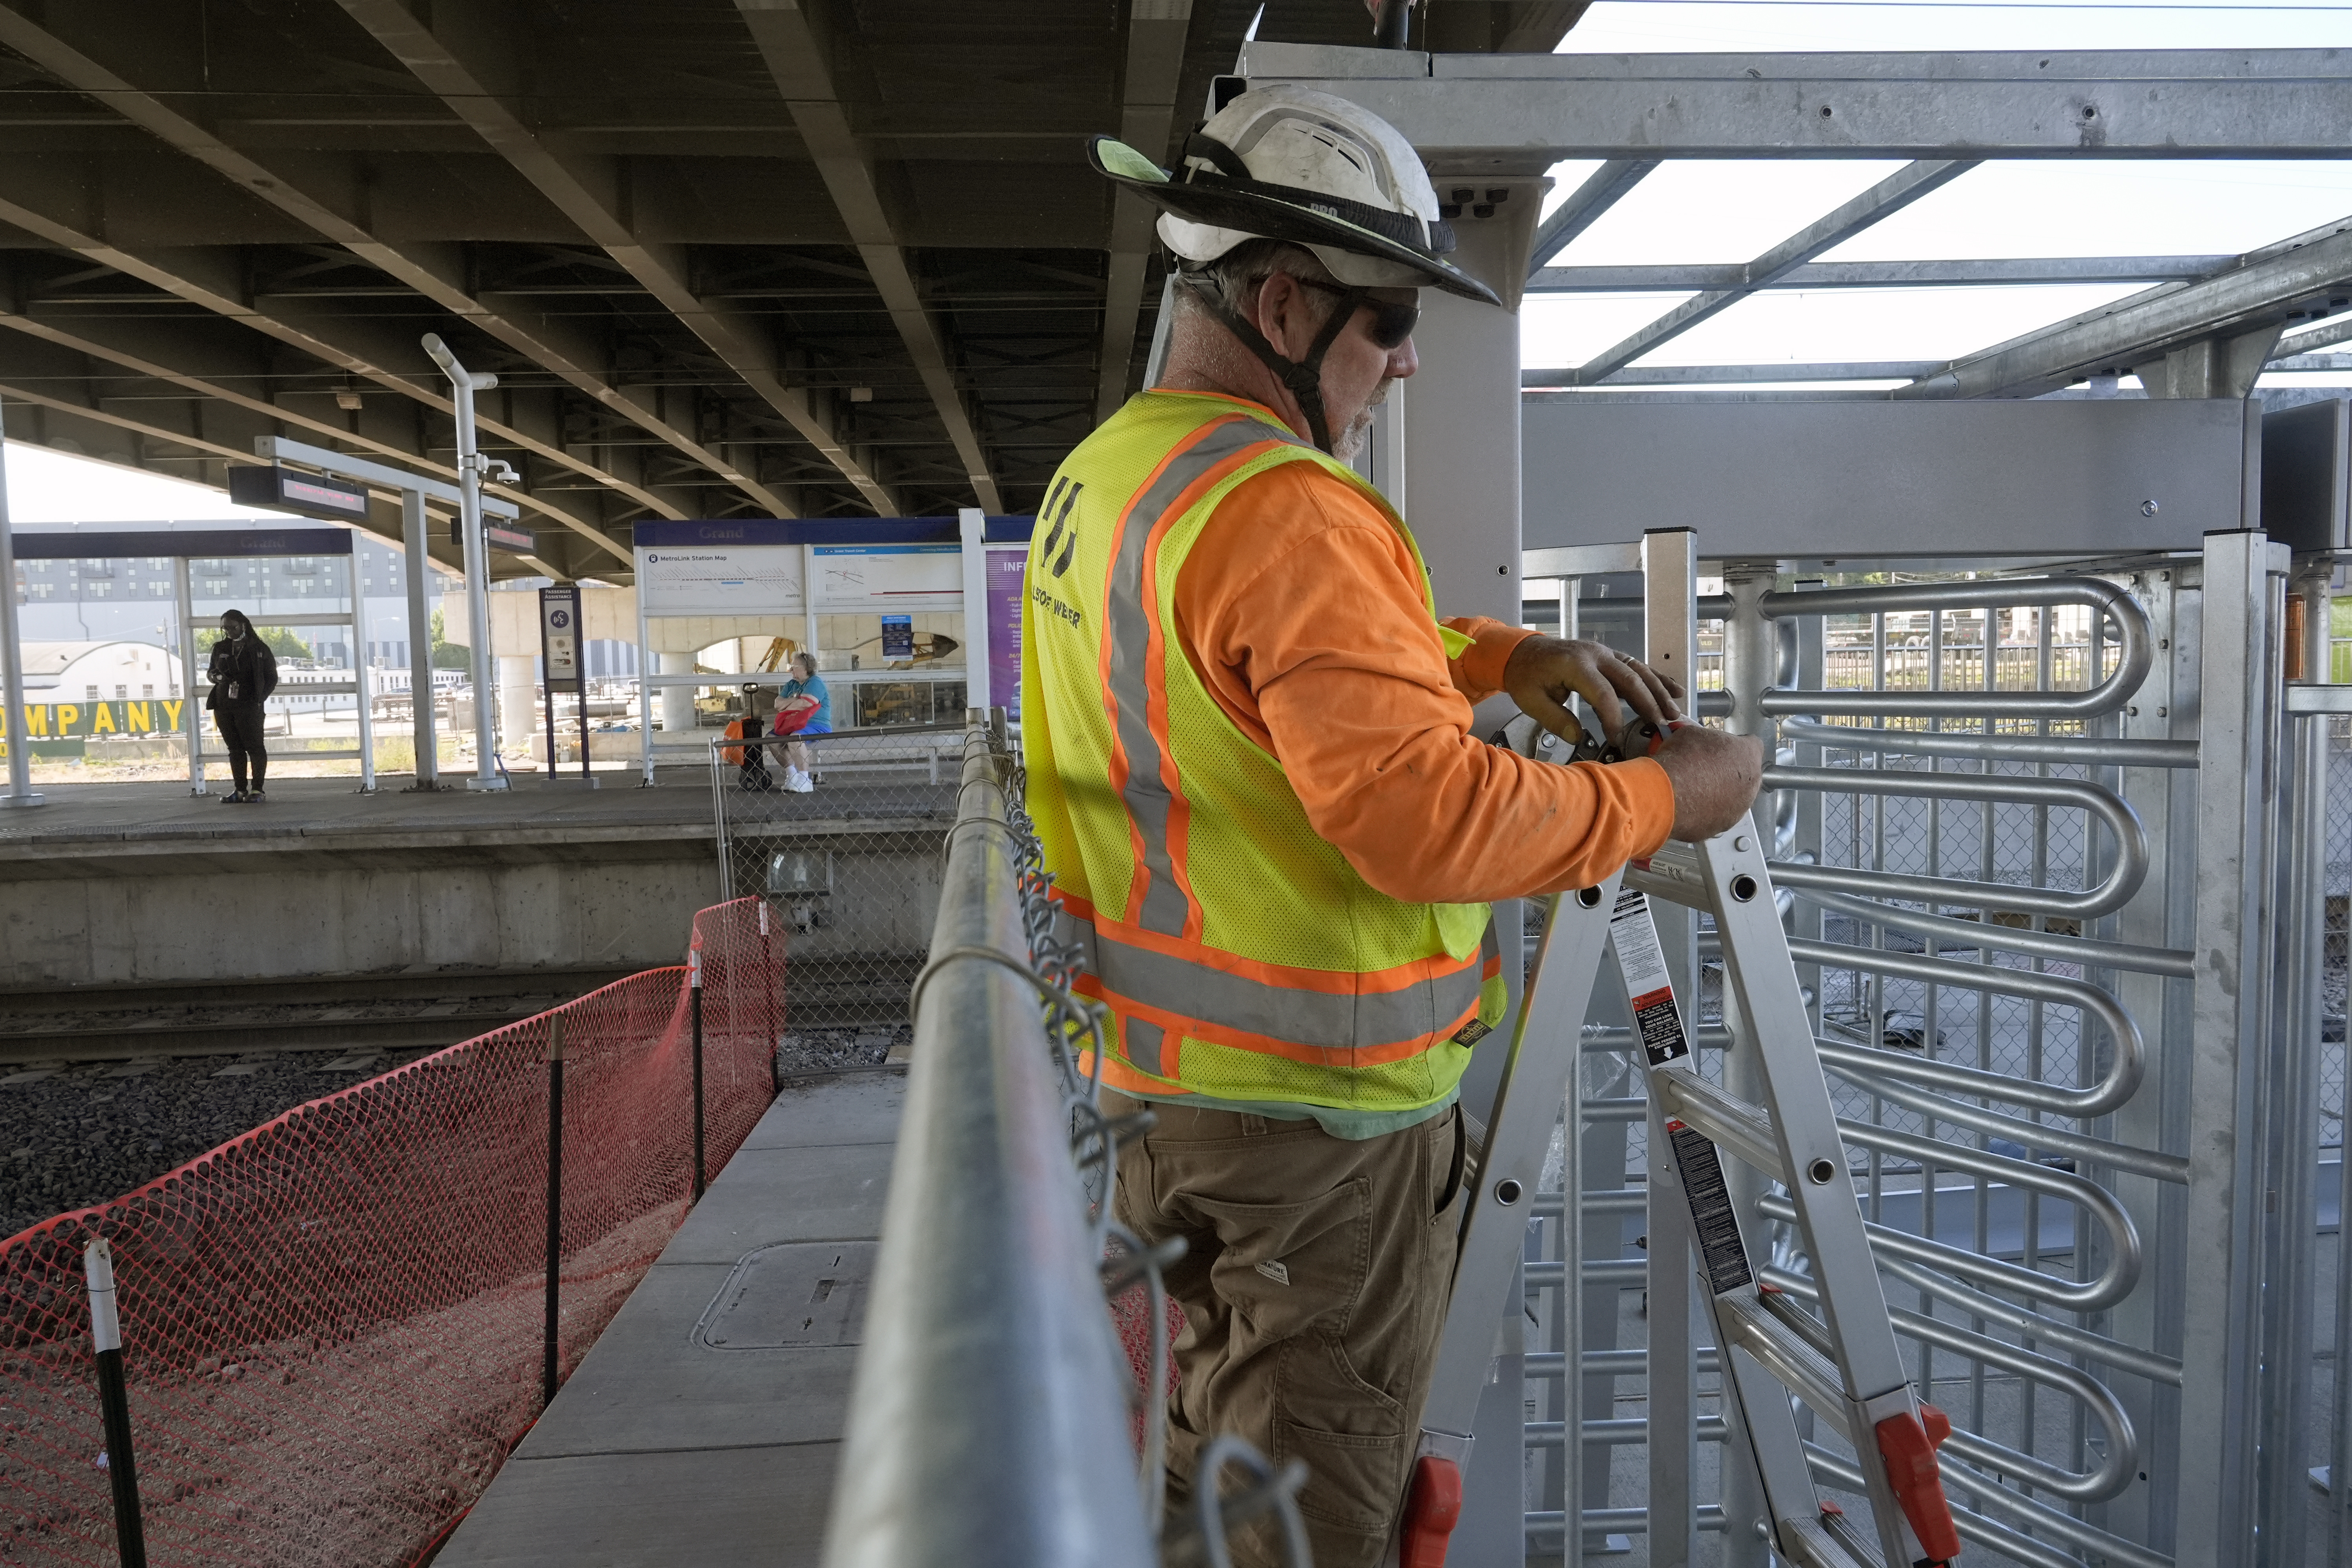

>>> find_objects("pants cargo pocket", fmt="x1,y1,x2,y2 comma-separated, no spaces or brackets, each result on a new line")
1273,1418,1411,1532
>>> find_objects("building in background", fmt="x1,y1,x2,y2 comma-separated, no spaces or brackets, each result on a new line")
16,641,181,701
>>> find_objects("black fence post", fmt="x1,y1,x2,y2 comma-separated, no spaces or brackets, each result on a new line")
543,1014,566,1409
83,1239,148,1568
690,946,707,1203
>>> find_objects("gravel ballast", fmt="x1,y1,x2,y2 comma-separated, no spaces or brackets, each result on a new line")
0,1023,909,1243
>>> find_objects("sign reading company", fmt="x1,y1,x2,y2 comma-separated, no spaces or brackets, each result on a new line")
633,520,806,617
2,700,187,740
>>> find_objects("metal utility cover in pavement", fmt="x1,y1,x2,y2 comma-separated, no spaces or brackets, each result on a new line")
694,1241,876,1350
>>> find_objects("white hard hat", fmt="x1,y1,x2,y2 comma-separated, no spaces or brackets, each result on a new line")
1085,85,1500,307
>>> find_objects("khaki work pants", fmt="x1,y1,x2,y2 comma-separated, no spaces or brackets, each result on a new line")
1105,1089,1469,1568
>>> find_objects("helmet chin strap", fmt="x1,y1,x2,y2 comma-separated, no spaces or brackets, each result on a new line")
1180,270,1360,454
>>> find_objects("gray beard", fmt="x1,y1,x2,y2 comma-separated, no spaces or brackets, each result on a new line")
1330,379,1394,462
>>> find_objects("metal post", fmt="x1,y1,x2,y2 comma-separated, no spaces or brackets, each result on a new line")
422,334,507,791
401,488,440,789
174,558,204,797
350,557,376,794
958,507,990,711
1638,528,1699,1563
83,1240,147,1568
636,592,656,788
2175,528,2288,1562
690,946,707,1203
544,1013,566,1408
1715,561,1777,1568
0,420,44,808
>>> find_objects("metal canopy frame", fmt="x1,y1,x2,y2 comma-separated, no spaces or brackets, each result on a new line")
1243,41,2352,404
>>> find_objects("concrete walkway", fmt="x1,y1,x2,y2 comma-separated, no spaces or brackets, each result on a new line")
436,1069,904,1567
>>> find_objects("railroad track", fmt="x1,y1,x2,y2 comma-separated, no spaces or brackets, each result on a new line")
0,966,642,1066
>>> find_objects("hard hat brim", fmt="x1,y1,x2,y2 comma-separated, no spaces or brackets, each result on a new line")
1086,136,1504,309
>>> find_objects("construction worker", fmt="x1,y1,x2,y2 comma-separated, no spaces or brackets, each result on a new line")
1025,88,1763,1564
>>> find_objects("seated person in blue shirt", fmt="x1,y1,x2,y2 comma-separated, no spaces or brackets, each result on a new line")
775,652,831,793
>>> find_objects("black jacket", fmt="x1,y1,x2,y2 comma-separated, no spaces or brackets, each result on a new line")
205,634,279,711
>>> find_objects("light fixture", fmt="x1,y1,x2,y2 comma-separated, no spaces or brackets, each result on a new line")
336,388,364,411
849,386,874,403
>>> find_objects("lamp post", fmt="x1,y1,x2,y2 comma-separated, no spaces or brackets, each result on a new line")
422,334,510,791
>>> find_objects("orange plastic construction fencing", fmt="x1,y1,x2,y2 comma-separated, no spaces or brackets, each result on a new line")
0,897,783,1567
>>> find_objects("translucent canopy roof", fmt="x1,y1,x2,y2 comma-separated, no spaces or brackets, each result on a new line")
1523,2,2352,399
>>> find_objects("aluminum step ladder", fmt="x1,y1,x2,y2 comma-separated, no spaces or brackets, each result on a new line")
1400,827,1964,1568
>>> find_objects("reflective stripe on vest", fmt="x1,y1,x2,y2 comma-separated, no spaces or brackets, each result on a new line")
1059,909,1485,1074
1104,414,1310,939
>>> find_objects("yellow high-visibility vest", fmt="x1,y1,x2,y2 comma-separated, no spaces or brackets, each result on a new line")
1020,390,1503,1112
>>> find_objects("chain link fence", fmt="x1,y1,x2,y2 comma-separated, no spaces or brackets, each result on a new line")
710,726,961,1027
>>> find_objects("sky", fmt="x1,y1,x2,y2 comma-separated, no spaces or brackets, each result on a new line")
1525,0,2352,382
4,0,2351,515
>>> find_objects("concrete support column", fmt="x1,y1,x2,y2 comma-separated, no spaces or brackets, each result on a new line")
658,652,696,734
497,654,537,757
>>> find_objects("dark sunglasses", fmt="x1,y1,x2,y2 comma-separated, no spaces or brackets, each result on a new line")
1294,276,1421,350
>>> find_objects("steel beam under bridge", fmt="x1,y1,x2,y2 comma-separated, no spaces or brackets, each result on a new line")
1238,42,2352,165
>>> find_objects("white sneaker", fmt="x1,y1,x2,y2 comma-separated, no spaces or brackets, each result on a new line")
786,768,815,793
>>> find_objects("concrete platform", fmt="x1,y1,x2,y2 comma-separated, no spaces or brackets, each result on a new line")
436,1068,905,1568
0,772,952,990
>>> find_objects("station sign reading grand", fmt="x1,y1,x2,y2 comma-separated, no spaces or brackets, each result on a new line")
634,523,807,617
632,518,995,619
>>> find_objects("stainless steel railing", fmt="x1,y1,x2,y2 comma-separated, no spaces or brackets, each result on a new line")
824,719,1308,1568
824,721,1156,1568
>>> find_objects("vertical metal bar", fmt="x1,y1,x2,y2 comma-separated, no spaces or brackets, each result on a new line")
352,555,376,793
544,1013,566,1408
400,489,439,789
2259,577,2330,1562
690,947,708,1203
83,1240,147,1568
0,420,41,808
1639,529,1698,1565
1716,563,1777,1568
175,557,203,798
637,591,656,788
2174,530,2287,1562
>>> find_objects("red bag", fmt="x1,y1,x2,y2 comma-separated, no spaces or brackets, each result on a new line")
771,694,820,736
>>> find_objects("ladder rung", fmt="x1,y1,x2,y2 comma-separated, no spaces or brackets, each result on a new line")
1778,1510,1885,1568
1651,1065,1784,1182
1718,1292,1853,1441
1624,854,1714,911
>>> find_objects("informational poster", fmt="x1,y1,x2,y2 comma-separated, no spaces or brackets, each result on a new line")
539,586,581,681
880,614,914,659
813,543,962,612
635,544,805,616
985,545,1026,720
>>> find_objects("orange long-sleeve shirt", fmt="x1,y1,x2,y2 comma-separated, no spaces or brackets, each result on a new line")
1171,424,1675,902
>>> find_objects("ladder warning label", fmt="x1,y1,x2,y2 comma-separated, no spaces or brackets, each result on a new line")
1667,1119,1755,1294
1609,887,1688,1065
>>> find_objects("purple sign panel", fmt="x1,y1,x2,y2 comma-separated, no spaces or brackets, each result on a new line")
985,546,1027,720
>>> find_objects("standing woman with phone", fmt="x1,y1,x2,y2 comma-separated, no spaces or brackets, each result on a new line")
206,609,279,804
